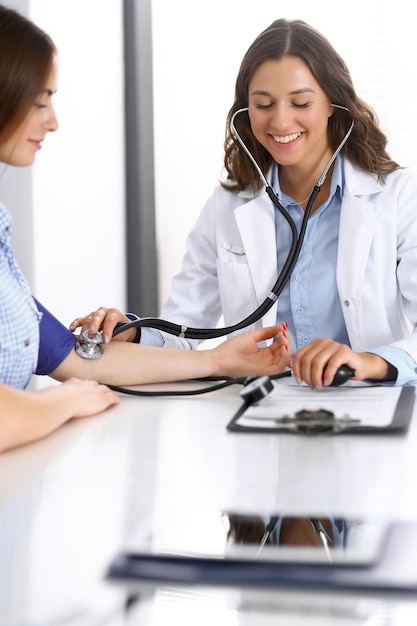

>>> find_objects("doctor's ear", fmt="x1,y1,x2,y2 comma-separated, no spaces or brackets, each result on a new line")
329,103,350,116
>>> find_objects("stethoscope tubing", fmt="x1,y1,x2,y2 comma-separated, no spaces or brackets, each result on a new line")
107,371,292,397
113,105,353,342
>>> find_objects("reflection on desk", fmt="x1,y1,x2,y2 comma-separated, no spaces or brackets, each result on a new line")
125,585,417,626
224,512,384,565
0,382,416,624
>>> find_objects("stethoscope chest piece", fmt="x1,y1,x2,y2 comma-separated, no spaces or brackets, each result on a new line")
75,330,104,359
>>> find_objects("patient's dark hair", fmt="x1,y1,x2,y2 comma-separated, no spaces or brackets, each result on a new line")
0,4,56,142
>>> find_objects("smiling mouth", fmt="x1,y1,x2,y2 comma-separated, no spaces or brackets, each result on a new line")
272,132,302,144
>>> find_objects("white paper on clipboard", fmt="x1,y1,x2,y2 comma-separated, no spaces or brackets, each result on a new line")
239,381,402,430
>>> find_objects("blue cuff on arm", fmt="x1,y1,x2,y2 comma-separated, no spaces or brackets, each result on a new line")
34,298,77,375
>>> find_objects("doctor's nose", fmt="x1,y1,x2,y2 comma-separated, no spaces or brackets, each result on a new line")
270,104,294,132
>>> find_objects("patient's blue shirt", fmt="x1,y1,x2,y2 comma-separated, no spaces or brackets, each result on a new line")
0,202,75,388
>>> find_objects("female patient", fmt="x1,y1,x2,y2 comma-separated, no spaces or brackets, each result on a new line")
0,5,289,452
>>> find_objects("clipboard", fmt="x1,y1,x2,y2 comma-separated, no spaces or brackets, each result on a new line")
227,382,415,435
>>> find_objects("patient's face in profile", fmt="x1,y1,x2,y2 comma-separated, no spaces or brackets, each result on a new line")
0,60,58,167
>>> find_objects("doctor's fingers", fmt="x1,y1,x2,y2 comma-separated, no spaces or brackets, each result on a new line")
292,338,351,389
69,307,128,339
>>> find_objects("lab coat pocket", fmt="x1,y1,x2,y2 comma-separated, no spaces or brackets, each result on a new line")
217,260,258,326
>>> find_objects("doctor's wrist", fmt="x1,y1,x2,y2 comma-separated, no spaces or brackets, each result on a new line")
125,313,142,344
114,313,142,344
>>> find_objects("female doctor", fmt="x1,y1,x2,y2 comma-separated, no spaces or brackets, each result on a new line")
73,18,417,389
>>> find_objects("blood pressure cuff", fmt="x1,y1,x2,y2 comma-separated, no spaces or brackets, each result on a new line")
33,297,77,376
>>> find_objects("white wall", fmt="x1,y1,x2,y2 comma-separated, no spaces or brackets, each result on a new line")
152,0,417,305
1,0,126,327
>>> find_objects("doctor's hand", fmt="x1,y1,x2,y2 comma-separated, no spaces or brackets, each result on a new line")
69,307,134,344
290,338,397,389
215,324,291,377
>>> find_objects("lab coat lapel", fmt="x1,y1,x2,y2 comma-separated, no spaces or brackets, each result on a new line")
234,191,278,327
337,163,380,304
338,196,377,289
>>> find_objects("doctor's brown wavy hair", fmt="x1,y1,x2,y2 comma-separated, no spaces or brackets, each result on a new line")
222,18,401,193
0,4,56,144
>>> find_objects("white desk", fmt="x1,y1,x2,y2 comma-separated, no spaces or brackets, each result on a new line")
1,381,417,625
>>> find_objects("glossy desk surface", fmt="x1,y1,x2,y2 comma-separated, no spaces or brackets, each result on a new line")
1,380,417,625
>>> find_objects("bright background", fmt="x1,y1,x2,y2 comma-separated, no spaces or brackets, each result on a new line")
1,0,125,322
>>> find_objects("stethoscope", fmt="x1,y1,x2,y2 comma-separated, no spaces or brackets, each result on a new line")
256,516,335,562
224,513,340,562
76,104,354,397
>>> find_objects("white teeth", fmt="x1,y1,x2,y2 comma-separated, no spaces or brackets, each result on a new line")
273,132,301,144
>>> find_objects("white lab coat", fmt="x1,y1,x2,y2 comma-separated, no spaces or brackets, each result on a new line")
159,159,417,364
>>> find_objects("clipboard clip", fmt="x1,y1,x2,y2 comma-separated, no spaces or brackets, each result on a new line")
275,408,360,434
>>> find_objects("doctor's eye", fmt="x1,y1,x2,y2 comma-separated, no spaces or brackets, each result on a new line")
292,102,312,109
253,102,273,110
